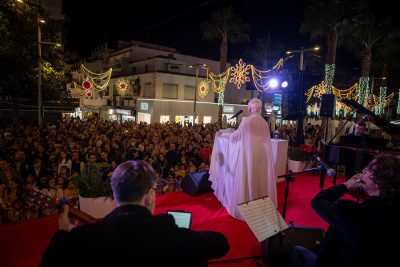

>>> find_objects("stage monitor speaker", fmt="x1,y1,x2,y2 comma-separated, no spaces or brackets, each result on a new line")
181,171,213,196
320,94,336,118
261,226,326,267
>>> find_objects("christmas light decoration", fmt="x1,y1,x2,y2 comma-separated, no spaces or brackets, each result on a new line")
378,86,387,115
250,59,284,91
209,69,230,94
229,59,251,89
197,79,210,98
71,64,113,99
114,78,132,96
70,82,86,97
358,76,369,106
218,92,224,106
80,64,112,92
397,90,400,115
324,64,335,94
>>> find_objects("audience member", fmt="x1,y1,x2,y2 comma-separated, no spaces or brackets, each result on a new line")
40,160,229,267
292,154,400,267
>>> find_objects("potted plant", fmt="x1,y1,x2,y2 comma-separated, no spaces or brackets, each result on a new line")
77,165,116,219
287,145,318,172
287,147,309,162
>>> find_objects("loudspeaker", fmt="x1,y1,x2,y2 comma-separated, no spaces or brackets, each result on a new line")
281,92,299,120
181,171,213,196
262,226,326,267
320,94,336,117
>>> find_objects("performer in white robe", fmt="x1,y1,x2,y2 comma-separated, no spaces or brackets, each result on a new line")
209,98,277,220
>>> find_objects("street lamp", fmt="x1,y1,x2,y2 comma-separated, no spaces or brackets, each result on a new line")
17,0,62,126
286,46,320,144
189,63,207,124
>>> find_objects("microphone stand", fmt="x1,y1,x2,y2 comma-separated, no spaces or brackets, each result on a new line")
278,166,322,219
319,111,355,188
265,167,322,267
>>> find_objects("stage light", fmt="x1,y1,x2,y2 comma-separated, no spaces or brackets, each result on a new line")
281,81,288,88
268,79,279,88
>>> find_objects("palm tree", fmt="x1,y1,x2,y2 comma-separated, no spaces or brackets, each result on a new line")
245,33,284,69
300,0,365,94
200,5,250,128
371,28,400,116
344,11,394,107
245,33,285,117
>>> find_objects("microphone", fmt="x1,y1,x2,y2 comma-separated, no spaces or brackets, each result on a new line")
229,110,243,120
314,156,336,176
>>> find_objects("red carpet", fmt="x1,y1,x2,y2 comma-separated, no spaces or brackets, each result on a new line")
0,173,344,267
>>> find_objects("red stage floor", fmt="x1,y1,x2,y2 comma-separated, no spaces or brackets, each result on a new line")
0,173,341,267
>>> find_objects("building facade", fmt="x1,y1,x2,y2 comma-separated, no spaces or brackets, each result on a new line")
73,40,253,124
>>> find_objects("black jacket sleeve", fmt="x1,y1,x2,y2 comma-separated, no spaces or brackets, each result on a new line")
39,230,70,267
310,184,348,227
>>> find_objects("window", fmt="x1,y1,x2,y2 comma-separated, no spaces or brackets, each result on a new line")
143,83,155,97
162,83,178,99
184,85,195,100
138,112,151,124
160,115,170,123
203,116,212,124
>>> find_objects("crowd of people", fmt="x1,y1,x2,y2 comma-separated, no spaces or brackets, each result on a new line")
1,112,400,267
0,118,218,224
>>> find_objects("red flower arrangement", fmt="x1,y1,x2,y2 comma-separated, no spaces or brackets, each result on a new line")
288,144,319,161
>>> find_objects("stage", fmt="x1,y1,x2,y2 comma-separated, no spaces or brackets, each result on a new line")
0,173,342,267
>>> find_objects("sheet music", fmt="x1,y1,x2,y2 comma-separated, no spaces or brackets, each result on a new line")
237,197,288,242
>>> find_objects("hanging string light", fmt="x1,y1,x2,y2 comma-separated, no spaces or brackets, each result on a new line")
80,64,112,92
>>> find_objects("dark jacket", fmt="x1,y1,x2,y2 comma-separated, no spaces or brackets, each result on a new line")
311,184,400,267
40,204,229,267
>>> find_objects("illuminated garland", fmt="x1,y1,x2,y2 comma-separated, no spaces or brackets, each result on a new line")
397,89,400,115
378,86,387,115
70,82,86,97
250,59,283,91
71,64,113,98
364,77,371,106
205,58,284,94
197,79,210,98
114,78,132,96
324,64,335,94
385,92,394,108
250,65,273,91
358,76,369,106
218,92,224,106
209,69,230,94
80,64,112,92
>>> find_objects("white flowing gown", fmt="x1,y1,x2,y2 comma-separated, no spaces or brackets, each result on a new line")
209,113,277,220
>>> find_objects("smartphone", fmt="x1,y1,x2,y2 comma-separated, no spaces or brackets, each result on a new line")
167,210,192,229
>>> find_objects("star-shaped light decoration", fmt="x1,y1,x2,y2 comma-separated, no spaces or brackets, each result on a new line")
229,59,251,89
114,78,132,96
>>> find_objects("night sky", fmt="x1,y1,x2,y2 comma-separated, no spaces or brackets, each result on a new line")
62,0,399,75
63,0,311,59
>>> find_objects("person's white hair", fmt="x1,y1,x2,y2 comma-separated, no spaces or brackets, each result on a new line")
248,98,262,113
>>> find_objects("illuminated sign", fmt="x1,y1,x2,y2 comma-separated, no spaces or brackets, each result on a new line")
115,109,131,115
272,93,282,106
140,102,149,110
223,106,234,113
